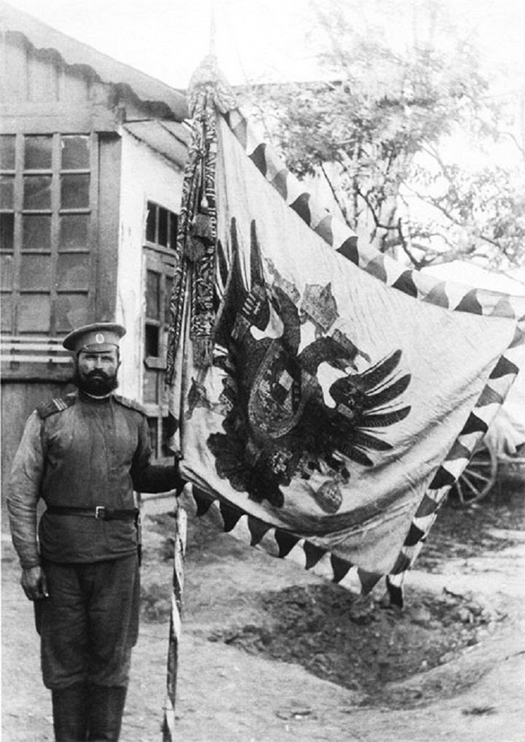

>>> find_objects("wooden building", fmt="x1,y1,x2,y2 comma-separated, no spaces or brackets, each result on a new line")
0,2,190,483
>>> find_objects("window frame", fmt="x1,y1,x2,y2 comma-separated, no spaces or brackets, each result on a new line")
142,199,179,461
0,132,96,338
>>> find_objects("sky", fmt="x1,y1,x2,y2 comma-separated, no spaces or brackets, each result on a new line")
3,0,525,91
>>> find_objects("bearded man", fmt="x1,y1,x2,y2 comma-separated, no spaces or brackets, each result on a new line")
6,322,183,742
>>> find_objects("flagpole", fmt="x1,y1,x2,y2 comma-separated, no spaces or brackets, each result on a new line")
163,5,219,735
162,501,187,741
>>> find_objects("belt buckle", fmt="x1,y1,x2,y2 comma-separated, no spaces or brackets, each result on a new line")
95,506,106,520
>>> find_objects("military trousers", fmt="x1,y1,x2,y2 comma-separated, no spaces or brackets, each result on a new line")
37,553,140,690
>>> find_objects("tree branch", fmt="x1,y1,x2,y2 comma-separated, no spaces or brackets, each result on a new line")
319,164,352,226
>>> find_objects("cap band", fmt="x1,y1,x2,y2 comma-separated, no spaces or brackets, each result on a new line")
62,322,126,353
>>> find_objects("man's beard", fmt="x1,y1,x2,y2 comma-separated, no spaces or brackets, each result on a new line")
73,370,119,396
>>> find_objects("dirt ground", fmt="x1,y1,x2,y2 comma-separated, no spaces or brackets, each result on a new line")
2,478,525,742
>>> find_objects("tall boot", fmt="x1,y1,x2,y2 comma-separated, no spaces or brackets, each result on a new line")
51,683,88,741
87,684,127,741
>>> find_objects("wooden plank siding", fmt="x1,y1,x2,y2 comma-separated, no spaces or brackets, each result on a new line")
0,3,188,121
1,378,74,491
0,16,187,485
0,32,129,343
0,32,121,133
0,32,124,476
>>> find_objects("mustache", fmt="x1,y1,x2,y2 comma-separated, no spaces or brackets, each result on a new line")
72,368,119,394
86,370,112,379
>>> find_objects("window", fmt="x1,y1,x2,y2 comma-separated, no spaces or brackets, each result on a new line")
0,133,93,336
145,201,178,249
143,200,179,459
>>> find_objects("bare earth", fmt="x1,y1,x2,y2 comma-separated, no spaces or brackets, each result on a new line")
2,483,525,742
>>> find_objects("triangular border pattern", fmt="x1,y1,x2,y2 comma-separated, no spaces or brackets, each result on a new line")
223,108,525,322
214,105,525,602
167,100,525,604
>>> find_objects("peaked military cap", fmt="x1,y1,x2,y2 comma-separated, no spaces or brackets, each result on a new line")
62,322,126,353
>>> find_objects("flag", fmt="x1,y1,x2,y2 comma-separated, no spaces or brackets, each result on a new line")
166,57,525,602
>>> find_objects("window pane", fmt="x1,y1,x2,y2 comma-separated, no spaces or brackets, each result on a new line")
59,214,89,251
0,254,13,289
147,417,159,454
61,135,89,169
158,207,168,246
57,254,90,290
1,294,12,332
146,271,160,320
164,275,173,325
0,135,16,170
158,381,168,408
161,417,173,457
61,174,89,208
0,213,15,250
24,175,52,209
146,203,156,242
169,212,178,249
19,294,51,332
143,369,159,404
55,293,88,332
0,175,14,208
145,324,159,357
23,215,51,252
24,135,52,170
20,255,53,290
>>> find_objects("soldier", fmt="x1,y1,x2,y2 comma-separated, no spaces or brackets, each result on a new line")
6,322,183,741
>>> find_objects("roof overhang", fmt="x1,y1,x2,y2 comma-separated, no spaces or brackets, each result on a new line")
123,119,190,169
0,0,189,121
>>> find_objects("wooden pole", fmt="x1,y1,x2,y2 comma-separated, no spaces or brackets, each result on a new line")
162,501,187,741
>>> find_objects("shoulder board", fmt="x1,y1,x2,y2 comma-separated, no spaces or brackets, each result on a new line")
36,394,77,419
113,395,147,415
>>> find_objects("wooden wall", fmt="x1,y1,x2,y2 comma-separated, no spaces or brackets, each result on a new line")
1,380,73,488
0,30,185,495
0,33,123,491
0,32,118,133
0,31,170,133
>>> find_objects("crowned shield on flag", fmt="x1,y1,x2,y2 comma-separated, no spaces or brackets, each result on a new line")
160,55,525,740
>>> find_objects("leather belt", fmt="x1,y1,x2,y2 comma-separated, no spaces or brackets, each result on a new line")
46,505,138,521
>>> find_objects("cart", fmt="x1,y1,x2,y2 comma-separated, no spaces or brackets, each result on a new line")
452,367,525,504
421,261,525,505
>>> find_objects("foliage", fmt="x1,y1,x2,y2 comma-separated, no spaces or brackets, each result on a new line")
406,152,525,267
246,0,525,270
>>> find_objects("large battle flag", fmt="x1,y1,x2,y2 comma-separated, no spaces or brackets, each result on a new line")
166,57,525,598
161,56,525,739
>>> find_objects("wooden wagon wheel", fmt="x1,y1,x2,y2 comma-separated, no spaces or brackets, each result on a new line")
452,441,498,505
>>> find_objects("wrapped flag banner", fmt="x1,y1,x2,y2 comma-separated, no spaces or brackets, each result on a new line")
166,53,525,619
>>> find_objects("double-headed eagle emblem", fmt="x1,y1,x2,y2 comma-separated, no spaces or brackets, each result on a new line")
199,220,411,513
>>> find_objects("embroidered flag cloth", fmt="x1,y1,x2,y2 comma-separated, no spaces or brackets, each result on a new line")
167,59,525,600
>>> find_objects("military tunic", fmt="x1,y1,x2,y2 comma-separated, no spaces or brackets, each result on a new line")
6,390,179,689
7,391,176,566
